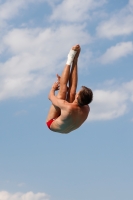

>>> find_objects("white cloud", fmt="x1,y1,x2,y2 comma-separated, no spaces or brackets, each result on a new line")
0,0,46,21
99,42,133,64
0,25,91,100
3,25,90,55
0,0,26,21
89,89,128,121
50,0,106,22
0,191,49,200
89,79,133,121
122,80,133,102
96,0,133,38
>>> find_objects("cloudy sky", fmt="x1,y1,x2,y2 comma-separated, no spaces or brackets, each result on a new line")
0,0,133,199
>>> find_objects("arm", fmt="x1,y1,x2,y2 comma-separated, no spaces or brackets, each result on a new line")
48,82,69,109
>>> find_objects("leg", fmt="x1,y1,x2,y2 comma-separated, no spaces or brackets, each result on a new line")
46,45,79,122
57,64,71,99
57,44,80,99
46,64,71,122
67,47,80,102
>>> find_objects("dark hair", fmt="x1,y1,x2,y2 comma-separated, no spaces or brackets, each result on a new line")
77,86,93,106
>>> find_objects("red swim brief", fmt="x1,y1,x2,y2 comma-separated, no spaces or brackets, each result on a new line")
46,118,56,129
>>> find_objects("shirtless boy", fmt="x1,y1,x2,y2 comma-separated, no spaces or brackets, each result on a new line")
46,44,93,134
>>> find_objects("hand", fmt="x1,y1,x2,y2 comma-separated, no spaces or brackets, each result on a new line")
56,74,69,91
52,82,59,91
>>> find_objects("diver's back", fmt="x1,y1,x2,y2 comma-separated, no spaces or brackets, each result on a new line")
50,104,90,133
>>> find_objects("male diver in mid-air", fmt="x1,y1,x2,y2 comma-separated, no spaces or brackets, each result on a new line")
46,44,93,134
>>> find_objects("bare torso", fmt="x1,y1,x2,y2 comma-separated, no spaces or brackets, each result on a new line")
50,104,90,133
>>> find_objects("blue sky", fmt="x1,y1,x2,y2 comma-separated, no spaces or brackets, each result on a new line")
0,0,133,199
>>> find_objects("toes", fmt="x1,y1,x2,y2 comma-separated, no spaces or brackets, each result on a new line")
75,45,80,51
72,45,80,51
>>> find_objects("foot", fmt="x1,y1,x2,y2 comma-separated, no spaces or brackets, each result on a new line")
72,44,80,53
66,44,81,65
72,44,81,60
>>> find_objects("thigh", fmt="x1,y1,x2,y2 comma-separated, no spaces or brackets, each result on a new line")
46,104,61,122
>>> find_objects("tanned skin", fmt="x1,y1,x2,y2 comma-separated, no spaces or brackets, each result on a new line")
46,45,90,134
